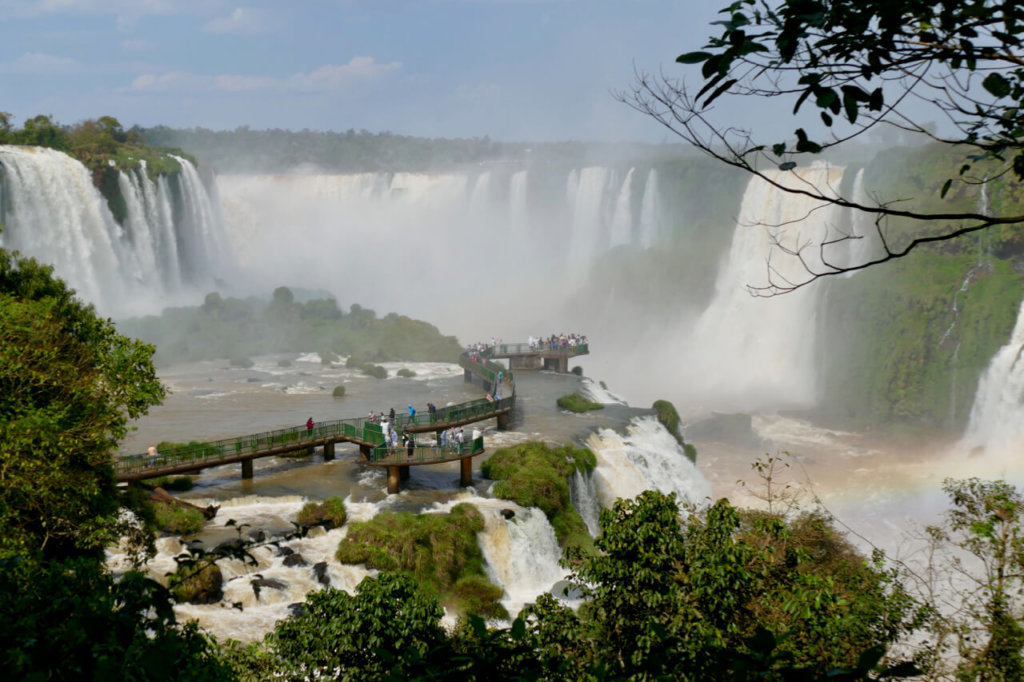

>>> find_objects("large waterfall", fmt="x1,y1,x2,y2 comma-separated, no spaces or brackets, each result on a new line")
670,164,847,413
215,166,664,337
0,145,230,317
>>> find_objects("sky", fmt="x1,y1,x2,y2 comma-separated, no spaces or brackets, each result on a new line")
0,0,730,143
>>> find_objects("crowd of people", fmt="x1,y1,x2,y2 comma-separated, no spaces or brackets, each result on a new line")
528,333,587,350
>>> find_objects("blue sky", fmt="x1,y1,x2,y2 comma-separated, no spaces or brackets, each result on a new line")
0,0,730,143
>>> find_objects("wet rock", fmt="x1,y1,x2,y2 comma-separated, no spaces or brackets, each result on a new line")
287,602,306,617
500,508,516,520
248,529,266,543
313,561,330,586
282,553,307,568
277,546,295,557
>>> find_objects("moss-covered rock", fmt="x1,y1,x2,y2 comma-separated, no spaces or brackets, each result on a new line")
168,561,223,604
152,502,204,535
335,503,506,619
296,496,347,529
556,392,603,413
481,442,595,555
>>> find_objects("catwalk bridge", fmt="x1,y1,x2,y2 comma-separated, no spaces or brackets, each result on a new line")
116,341,587,493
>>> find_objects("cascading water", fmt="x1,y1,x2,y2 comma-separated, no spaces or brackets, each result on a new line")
608,167,635,248
0,145,229,317
676,163,846,413
638,168,660,249
569,470,601,537
961,299,1024,456
585,415,711,509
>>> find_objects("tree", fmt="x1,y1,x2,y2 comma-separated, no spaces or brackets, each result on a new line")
266,573,449,680
623,0,1024,293
911,478,1024,680
0,248,165,561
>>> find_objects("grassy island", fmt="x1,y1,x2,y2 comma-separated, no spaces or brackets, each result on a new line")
556,392,603,413
335,503,506,618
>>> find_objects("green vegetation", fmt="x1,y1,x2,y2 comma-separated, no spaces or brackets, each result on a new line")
335,503,506,618
653,399,698,463
168,560,223,604
556,392,603,413
332,384,346,397
116,288,463,366
152,502,205,535
397,367,417,378
296,496,347,529
481,442,596,554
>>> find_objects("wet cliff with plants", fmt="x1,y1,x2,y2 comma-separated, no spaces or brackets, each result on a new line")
815,143,1024,431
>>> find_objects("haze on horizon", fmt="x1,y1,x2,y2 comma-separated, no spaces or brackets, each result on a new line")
0,0,775,144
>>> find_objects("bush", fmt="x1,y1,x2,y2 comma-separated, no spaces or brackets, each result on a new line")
396,368,416,378
557,392,603,413
297,496,347,529
332,385,346,397
320,349,340,365
361,364,388,379
152,502,204,535
571,366,583,376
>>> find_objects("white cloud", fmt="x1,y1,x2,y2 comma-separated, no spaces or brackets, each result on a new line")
287,58,401,91
120,38,155,52
0,51,79,74
127,57,402,93
203,7,274,35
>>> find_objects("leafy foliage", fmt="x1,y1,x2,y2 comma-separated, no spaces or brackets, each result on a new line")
296,496,348,529
266,573,448,680
0,249,165,562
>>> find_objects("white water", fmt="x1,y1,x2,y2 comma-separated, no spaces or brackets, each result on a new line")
0,146,228,317
673,164,846,413
586,415,712,509
961,299,1024,457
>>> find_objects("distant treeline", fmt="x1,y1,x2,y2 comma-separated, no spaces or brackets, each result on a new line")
137,124,694,173
115,286,463,366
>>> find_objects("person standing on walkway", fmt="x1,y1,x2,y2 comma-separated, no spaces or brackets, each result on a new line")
147,445,158,468
306,417,314,435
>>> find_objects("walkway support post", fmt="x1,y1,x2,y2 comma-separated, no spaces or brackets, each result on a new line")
323,441,335,462
400,466,410,480
387,466,400,494
241,459,253,479
496,411,511,431
460,457,472,487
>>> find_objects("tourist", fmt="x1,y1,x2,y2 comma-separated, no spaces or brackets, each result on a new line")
147,444,158,468
389,407,396,422
408,404,416,419
306,417,314,434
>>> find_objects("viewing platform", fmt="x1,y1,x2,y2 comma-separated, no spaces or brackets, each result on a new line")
486,341,588,373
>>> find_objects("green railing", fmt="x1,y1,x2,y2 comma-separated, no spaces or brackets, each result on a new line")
366,435,485,463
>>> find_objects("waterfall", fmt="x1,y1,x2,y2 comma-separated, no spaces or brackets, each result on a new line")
608,167,634,248
638,168,660,249
569,470,601,537
0,145,229,317
585,415,711,510
961,299,1024,454
477,502,566,618
679,163,846,412
566,167,613,276
0,146,125,308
